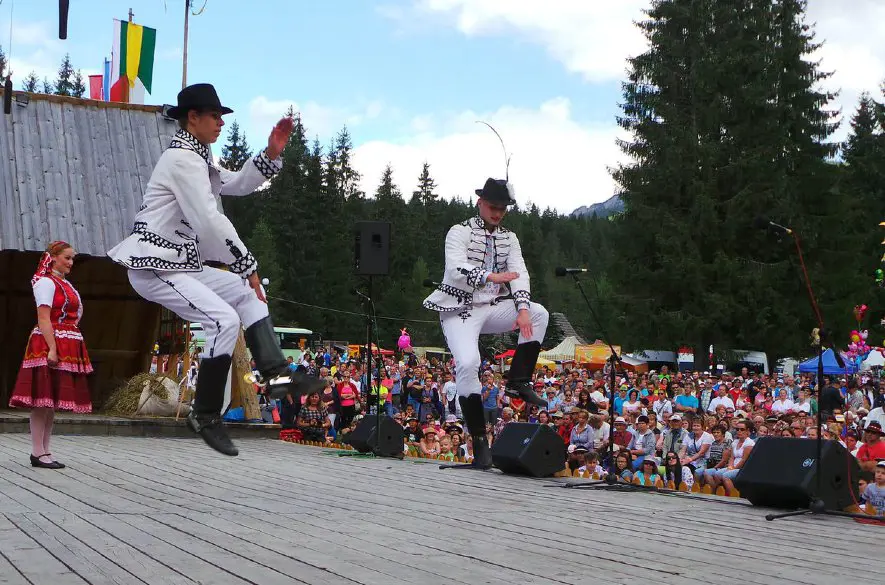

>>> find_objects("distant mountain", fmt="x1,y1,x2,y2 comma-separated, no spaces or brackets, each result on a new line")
571,194,623,218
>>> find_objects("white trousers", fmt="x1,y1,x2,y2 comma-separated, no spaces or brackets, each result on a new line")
441,302,549,399
128,268,268,359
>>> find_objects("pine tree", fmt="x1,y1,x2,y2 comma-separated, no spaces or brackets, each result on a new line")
610,0,840,366
841,92,885,344
0,44,6,82
413,162,438,205
219,121,253,171
54,53,76,96
22,71,39,92
71,69,86,98
219,120,258,241
326,127,364,201
41,78,53,93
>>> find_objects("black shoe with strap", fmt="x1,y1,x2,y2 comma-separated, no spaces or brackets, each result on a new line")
245,317,326,400
190,354,239,456
30,454,64,469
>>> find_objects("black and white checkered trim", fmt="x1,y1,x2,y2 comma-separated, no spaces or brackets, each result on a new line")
513,289,531,311
458,266,487,289
228,251,257,277
168,129,210,163
126,222,202,271
253,150,282,179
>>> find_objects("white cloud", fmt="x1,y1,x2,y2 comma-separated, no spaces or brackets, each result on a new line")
352,97,622,214
411,0,649,82
409,0,885,130
246,96,388,144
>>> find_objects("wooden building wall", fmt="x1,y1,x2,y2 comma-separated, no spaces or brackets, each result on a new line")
0,251,160,409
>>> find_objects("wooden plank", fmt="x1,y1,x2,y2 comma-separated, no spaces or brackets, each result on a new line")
88,513,293,585
43,513,193,585
11,512,149,585
0,97,24,252
0,548,30,585
2,434,884,585
0,513,88,585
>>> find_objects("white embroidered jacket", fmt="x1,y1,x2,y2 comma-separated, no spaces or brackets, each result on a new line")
422,216,531,313
107,129,282,277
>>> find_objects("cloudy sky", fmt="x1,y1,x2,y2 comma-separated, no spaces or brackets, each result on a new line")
3,0,884,213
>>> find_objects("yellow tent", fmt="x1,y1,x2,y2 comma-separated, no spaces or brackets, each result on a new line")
574,340,622,367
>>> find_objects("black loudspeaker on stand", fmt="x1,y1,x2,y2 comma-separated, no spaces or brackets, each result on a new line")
354,221,390,276
753,218,882,523
340,220,397,459
491,423,565,477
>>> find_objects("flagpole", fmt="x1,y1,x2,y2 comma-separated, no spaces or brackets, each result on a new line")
182,0,190,89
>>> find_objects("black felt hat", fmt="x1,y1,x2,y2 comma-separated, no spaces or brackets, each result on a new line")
475,178,516,206
166,83,233,119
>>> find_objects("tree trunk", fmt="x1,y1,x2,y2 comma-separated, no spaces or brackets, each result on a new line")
230,330,260,420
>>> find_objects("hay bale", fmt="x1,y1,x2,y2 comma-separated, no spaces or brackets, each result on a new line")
102,373,188,417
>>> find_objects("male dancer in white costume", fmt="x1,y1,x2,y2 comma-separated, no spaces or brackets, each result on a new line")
423,178,548,468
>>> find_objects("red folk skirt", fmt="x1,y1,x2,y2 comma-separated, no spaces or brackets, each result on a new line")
9,324,93,413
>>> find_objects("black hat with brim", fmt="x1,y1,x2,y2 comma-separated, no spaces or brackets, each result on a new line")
475,178,516,206
166,83,233,119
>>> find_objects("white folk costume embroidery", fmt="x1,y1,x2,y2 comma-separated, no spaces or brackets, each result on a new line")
107,129,281,277
422,216,532,315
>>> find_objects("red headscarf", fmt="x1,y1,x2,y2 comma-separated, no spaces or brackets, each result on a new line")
31,241,72,286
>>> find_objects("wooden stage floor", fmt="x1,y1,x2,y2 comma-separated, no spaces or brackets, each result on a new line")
0,434,881,585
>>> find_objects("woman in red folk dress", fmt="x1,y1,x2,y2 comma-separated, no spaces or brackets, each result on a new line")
9,241,93,469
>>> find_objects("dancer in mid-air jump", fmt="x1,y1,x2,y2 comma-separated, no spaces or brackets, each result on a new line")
109,83,322,456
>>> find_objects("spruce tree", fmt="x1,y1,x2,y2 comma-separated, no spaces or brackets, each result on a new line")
22,71,39,92
413,162,438,205
54,53,76,96
219,121,252,171
841,92,885,344
610,0,840,366
71,69,86,98
41,78,53,93
219,120,257,241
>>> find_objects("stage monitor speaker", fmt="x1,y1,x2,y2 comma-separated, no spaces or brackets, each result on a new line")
353,221,390,276
733,436,860,511
347,415,404,458
491,423,565,478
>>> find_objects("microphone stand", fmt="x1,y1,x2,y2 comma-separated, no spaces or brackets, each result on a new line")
339,276,392,458
764,231,882,522
560,273,660,492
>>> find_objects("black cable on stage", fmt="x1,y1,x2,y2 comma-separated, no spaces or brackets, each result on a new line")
267,295,439,324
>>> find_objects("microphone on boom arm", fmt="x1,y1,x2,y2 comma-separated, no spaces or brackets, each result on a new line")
554,267,588,277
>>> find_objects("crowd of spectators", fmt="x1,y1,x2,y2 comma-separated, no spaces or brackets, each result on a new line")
252,348,885,514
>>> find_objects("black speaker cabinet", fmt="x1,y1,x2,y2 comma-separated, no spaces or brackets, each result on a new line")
347,415,404,458
733,436,861,511
491,423,566,477
353,221,391,276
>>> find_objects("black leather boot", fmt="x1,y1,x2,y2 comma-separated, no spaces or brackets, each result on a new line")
504,341,547,407
245,316,325,400
187,354,238,456
459,394,492,469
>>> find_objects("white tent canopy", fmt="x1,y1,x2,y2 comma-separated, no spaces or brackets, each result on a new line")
540,336,581,361
862,349,885,369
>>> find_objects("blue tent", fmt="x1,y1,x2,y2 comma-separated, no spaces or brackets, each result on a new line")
797,349,856,375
